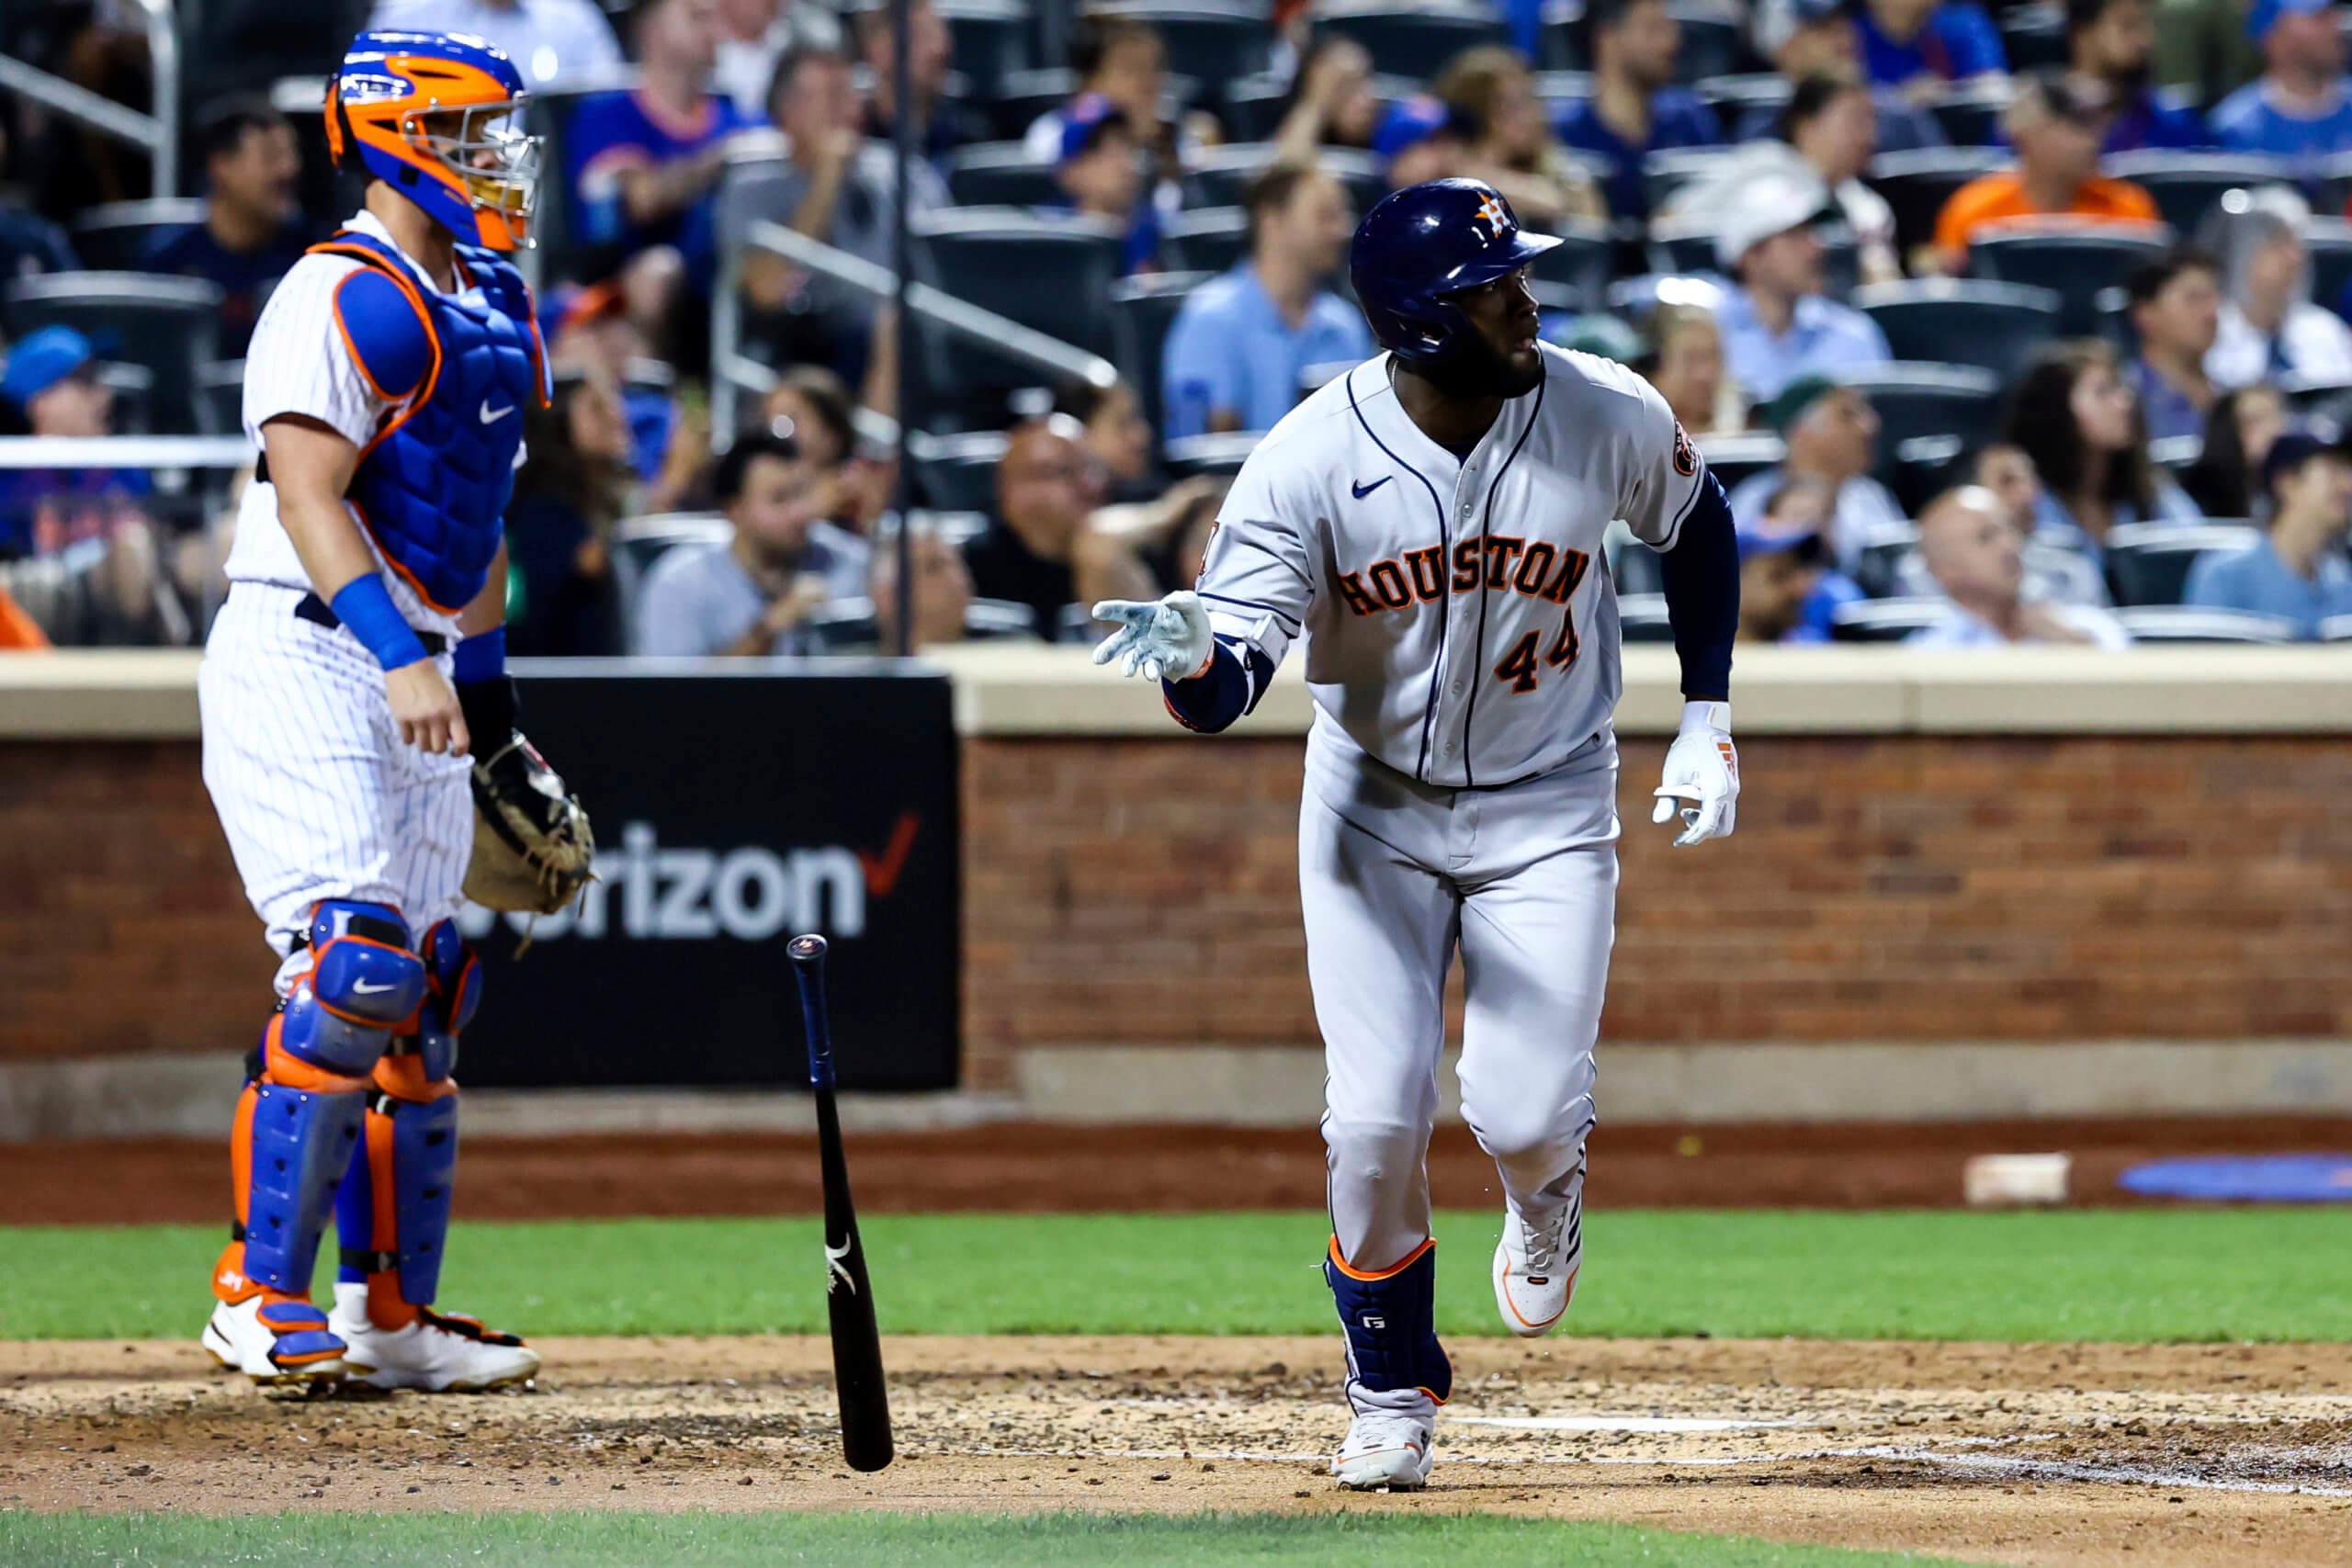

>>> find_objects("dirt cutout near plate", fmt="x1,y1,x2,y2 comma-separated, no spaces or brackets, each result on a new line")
5,1336,2349,1567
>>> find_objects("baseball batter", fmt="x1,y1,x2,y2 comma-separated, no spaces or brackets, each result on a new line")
1094,180,1742,1489
198,28,587,1393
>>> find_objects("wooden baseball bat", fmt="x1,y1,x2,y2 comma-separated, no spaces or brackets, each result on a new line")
786,933,894,1472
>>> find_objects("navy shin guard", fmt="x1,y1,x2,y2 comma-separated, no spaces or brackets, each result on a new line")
1325,1237,1452,1408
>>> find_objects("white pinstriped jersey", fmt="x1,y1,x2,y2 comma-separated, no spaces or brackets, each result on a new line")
221,209,523,637
1196,344,1707,788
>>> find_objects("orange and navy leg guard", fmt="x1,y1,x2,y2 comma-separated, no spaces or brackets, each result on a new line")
220,901,424,1314
337,919,478,1328
1325,1236,1453,1406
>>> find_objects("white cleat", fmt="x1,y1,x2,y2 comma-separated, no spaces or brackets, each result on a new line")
202,1292,353,1388
1492,1201,1577,1338
330,1282,539,1392
1333,1409,1436,1491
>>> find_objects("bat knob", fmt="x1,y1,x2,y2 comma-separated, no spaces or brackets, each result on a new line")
787,933,829,963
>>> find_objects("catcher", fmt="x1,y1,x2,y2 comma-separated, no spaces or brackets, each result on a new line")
196,28,590,1393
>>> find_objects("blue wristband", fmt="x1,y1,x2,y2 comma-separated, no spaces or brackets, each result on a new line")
329,575,431,671
452,625,505,685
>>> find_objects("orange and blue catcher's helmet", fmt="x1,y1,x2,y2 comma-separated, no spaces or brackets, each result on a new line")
327,29,540,250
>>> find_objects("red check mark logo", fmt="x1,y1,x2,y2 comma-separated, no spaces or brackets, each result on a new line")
860,812,922,897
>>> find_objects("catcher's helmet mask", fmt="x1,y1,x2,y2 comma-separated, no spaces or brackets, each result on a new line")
328,29,541,251
1351,178,1561,398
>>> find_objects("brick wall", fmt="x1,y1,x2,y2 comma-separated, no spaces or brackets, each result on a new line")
8,735,2352,1082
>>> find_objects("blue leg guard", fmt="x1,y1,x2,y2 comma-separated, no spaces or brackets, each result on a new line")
240,1077,368,1293
1325,1237,1452,1409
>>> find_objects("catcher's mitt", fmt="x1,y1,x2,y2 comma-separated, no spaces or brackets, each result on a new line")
465,732,594,915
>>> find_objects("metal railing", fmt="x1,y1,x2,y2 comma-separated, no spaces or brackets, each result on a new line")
0,436,244,469
0,0,179,197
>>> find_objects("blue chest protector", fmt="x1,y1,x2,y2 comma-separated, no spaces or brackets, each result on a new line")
320,230,548,613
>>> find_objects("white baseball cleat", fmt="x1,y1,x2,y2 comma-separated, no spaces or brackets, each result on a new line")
1333,1408,1436,1491
330,1282,539,1392
202,1292,354,1389
1491,1202,1577,1337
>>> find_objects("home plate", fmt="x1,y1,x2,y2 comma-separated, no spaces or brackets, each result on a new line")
1452,1415,1815,1434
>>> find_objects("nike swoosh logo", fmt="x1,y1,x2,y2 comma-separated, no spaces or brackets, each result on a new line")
1351,476,1392,499
351,978,397,995
479,400,514,424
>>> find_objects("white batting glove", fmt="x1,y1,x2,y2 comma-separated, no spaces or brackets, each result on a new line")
1652,700,1738,847
1090,591,1215,682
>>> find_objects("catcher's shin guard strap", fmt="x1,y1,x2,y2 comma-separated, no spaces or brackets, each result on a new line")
337,1087,459,1311
1324,1236,1452,1404
238,1078,368,1292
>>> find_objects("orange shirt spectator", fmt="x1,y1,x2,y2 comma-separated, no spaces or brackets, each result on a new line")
0,581,49,649
1929,69,2161,270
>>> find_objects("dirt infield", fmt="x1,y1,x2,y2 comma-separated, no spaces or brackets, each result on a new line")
9,1116,2352,1225
3,1336,2348,1566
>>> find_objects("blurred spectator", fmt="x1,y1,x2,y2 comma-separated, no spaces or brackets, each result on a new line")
738,44,947,382
2201,186,2352,387
140,97,311,356
1555,0,1723,221
0,123,80,285
1161,161,1367,438
2182,428,2352,628
713,0,841,115
1636,297,1745,437
1376,95,1472,191
2154,0,2265,113
633,429,870,656
571,0,759,334
368,0,622,87
1908,485,2133,646
1746,0,1947,152
1431,47,1606,226
2125,248,2223,442
1736,478,1840,641
1956,442,2114,604
763,366,893,534
2181,382,2289,514
1929,73,2161,272
870,522,976,652
962,416,1162,640
2210,0,2352,157
1170,478,1228,588
1272,36,1381,163
1026,14,1183,187
1727,375,1906,576
1778,74,1903,284
2066,0,2207,152
1713,169,1893,404
1053,95,1161,276
857,0,978,164
2007,342,2202,564
505,365,633,657
543,280,702,512
1057,378,1157,500
1853,0,2007,96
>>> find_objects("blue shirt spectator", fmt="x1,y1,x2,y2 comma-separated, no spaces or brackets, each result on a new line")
137,96,312,354
1709,168,1892,402
1048,93,1161,276
2104,92,2209,152
1855,0,2008,88
2182,429,2352,633
1717,289,1894,402
1160,163,1369,438
1555,91,1721,220
1737,93,1949,154
2211,81,2352,155
2064,0,2209,151
2211,0,2352,157
1555,0,1722,219
0,327,153,561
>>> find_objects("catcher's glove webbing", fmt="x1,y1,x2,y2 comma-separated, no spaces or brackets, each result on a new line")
458,676,594,915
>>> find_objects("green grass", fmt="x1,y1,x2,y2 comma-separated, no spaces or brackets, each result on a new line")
0,1511,1988,1567
5,1209,2349,1343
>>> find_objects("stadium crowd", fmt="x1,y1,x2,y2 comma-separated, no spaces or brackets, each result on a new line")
6,0,2352,653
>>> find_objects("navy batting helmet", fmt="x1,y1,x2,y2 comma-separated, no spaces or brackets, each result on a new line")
1350,179,1561,370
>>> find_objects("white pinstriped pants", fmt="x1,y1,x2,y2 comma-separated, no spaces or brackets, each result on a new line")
199,581,473,994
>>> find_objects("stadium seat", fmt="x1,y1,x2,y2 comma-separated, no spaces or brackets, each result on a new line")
2110,605,2299,642
2100,152,2292,235
1693,73,1790,123
1644,146,1749,215
1695,432,1787,494
87,361,153,436
1088,1,1274,85
1831,596,1948,641
5,274,221,435
1110,270,1214,447
1853,278,2063,382
1967,229,2173,336
1163,430,1261,476
1187,144,1385,216
1863,147,2007,259
2319,613,2352,641
910,429,1011,513
2102,521,2262,606
1618,592,1675,641
1668,4,1748,83
1996,2,2069,70
1848,520,1923,599
196,359,244,438
1219,73,1291,141
1162,207,1250,274
613,513,730,641
1311,1,1510,79
2304,219,2352,318
2147,434,2202,475
1540,1,1589,71
938,0,1034,101
946,142,1065,208
1835,363,2004,479
1921,77,2010,146
907,209,1125,421
985,67,1078,142
68,198,209,272
1526,219,1613,311
1890,435,1965,514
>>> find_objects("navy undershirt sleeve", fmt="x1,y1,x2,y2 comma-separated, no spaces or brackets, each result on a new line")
1657,470,1738,703
1159,637,1277,734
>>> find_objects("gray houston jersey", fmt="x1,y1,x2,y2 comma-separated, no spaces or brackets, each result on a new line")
1195,345,1708,788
